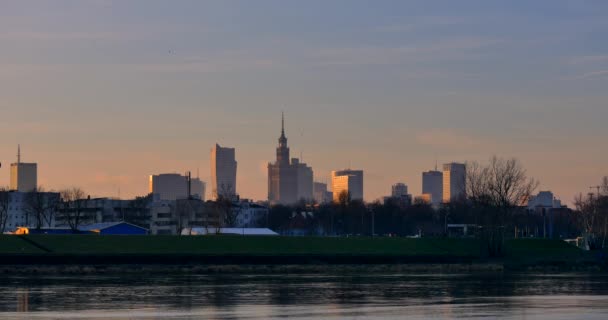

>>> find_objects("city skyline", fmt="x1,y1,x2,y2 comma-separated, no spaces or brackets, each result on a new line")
2,1,608,204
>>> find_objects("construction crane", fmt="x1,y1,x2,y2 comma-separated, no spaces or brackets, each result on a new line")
590,186,601,196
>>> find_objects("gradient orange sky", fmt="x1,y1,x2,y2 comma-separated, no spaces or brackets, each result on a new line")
1,1,608,205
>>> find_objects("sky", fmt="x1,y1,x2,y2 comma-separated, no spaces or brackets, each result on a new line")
1,0,608,204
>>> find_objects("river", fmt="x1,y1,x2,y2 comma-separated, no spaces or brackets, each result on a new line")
1,273,607,319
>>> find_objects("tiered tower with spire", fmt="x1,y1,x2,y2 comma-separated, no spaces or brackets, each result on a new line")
268,112,313,205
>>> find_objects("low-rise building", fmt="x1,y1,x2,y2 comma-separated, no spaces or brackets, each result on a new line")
233,200,269,228
0,190,60,232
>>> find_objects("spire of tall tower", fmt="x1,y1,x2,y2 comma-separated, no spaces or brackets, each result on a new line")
278,111,287,147
276,112,289,164
17,144,21,164
281,111,285,137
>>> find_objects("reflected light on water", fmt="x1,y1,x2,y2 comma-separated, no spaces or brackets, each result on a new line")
1,273,608,319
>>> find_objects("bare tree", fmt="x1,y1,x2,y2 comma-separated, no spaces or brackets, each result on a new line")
59,188,89,232
125,194,152,228
0,187,10,233
466,156,539,256
24,186,60,230
575,177,608,249
216,183,236,201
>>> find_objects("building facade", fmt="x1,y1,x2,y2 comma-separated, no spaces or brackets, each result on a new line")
10,146,37,192
0,191,60,232
268,114,313,205
527,191,562,209
391,183,408,197
422,170,443,205
210,144,237,199
442,163,466,203
233,200,269,228
331,169,364,202
313,182,332,204
149,173,205,201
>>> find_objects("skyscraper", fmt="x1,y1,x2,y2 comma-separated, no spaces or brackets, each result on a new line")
331,169,364,202
210,144,237,199
268,113,313,205
10,145,37,192
422,170,443,205
442,163,466,203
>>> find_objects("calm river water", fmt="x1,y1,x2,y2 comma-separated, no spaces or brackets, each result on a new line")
0,273,607,319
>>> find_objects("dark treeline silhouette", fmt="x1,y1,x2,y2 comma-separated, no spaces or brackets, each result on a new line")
267,156,601,257
268,198,581,239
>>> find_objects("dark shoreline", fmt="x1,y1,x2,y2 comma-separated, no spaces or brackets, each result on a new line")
0,254,604,274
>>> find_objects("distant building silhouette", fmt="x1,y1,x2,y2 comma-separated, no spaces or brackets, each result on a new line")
331,169,363,202
386,182,411,207
268,113,313,205
313,182,332,204
442,163,466,203
149,173,205,201
10,145,37,192
422,170,443,205
210,144,237,199
391,183,408,197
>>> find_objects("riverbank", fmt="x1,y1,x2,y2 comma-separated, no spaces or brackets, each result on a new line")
0,235,604,274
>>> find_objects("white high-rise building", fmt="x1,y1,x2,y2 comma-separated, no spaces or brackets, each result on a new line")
422,170,443,205
211,144,237,199
442,163,466,203
331,169,364,202
10,145,37,192
149,173,205,201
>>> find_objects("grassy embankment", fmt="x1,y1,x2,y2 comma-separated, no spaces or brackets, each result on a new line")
0,235,590,263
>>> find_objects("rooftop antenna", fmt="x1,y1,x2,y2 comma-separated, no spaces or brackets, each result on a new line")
17,144,21,164
435,158,438,171
186,171,192,199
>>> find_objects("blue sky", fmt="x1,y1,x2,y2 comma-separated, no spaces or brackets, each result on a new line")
1,0,607,203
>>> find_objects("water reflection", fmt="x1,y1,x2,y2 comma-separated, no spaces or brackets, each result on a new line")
0,273,608,319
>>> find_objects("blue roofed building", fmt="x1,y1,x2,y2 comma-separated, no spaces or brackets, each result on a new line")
79,222,148,235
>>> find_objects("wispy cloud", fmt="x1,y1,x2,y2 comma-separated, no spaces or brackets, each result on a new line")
0,30,123,41
374,16,473,33
569,55,608,65
310,37,502,66
571,70,608,80
415,129,490,150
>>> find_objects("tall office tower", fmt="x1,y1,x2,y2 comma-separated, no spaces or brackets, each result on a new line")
422,170,443,205
10,145,37,192
292,158,313,201
268,113,298,205
442,163,466,203
313,182,332,204
210,144,237,199
331,169,364,202
149,173,204,201
391,183,408,197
